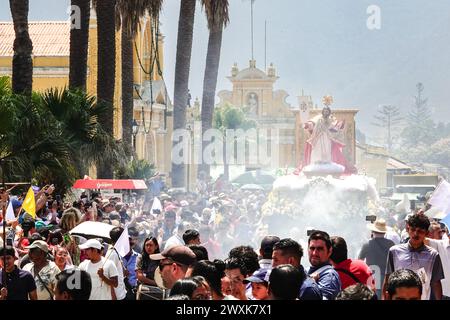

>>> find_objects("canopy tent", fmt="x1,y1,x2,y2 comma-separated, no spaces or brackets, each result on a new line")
73,178,147,190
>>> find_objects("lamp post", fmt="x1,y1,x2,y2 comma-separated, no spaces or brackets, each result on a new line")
186,125,192,192
132,119,139,156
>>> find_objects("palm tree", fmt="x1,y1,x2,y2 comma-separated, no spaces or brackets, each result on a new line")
9,0,33,96
0,77,127,193
199,0,229,178
69,0,91,91
95,0,116,178
171,0,196,188
116,0,163,154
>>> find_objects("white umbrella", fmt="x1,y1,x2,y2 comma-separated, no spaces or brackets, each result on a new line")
69,221,115,241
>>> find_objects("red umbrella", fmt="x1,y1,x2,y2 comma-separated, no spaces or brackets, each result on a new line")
72,179,147,190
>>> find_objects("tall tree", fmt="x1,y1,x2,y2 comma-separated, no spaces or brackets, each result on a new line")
171,0,196,188
95,0,116,178
213,104,255,180
371,105,402,153
401,83,434,148
198,0,229,178
9,0,33,96
116,0,163,154
69,0,91,91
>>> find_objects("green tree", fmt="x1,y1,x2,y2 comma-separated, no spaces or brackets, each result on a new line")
427,138,450,168
0,77,126,194
401,83,434,147
9,0,33,96
171,0,196,188
371,105,403,153
213,104,255,180
115,158,155,180
198,0,230,179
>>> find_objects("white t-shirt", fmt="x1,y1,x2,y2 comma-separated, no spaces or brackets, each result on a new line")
106,246,127,300
79,257,119,300
428,236,450,297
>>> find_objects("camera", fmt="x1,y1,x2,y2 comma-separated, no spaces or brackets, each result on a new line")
365,215,377,223
6,238,13,246
307,228,317,237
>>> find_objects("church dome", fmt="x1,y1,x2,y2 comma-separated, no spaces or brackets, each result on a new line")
233,67,269,80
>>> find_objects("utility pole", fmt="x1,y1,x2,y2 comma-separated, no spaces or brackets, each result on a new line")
251,0,254,60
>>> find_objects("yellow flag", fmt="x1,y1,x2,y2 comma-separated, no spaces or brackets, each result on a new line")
22,187,36,219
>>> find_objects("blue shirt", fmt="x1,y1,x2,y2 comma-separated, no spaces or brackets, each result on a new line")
149,179,164,197
308,263,341,300
122,250,139,287
299,265,323,300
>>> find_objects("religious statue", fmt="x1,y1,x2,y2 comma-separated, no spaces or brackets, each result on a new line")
247,93,258,115
298,96,356,174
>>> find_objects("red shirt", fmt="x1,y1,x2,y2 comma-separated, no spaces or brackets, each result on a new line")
334,259,375,290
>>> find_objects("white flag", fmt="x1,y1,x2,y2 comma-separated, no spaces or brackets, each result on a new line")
151,196,162,214
429,180,450,214
395,194,410,213
114,225,130,257
209,207,216,225
5,200,16,221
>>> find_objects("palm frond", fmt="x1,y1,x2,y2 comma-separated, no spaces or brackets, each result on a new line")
201,0,229,31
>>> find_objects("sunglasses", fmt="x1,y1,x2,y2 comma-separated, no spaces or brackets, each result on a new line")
159,260,184,270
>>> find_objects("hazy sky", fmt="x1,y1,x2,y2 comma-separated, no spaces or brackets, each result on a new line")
2,0,450,141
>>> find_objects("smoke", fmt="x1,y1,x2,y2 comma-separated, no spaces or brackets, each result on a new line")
261,174,380,265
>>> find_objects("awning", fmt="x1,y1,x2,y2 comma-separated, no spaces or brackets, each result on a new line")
72,179,147,190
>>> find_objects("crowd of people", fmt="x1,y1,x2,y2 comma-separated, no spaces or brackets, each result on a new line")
0,174,449,301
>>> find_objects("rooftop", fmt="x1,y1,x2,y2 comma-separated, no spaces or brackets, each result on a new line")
0,21,70,57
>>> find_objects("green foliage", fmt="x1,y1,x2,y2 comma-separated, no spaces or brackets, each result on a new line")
213,103,256,131
401,83,433,148
0,77,127,194
115,158,155,180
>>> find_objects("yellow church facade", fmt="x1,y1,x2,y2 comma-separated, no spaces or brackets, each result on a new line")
0,11,173,177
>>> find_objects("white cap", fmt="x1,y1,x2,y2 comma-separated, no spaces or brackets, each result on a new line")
79,239,103,250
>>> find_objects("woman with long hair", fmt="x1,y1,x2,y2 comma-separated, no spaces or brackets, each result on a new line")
189,260,227,300
59,208,82,265
135,236,160,286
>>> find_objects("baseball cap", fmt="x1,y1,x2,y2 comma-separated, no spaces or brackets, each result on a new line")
244,268,269,284
150,245,196,266
260,235,280,255
25,240,49,253
11,198,23,210
79,239,103,250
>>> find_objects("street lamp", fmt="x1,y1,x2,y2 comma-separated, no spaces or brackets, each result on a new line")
186,125,193,192
132,119,139,152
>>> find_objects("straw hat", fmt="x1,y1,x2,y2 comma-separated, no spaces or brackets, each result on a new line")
367,218,388,234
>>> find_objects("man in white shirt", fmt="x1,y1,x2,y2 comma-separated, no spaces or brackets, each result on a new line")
426,232,450,299
78,239,119,300
107,227,128,300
